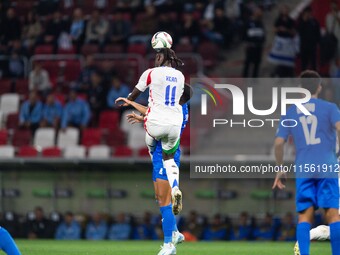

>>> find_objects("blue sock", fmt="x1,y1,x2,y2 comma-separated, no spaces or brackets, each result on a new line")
297,222,311,255
160,204,175,243
330,222,340,255
0,227,21,255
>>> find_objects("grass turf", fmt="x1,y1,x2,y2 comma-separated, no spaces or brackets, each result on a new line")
8,240,330,255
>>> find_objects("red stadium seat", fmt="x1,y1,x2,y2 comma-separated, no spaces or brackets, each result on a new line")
57,46,76,55
138,147,149,157
64,60,82,82
113,145,132,157
103,44,124,54
99,111,119,129
104,128,126,147
0,129,8,145
127,44,147,56
0,80,12,95
42,147,62,157
6,113,19,130
34,45,54,55
12,130,32,147
17,146,38,157
81,128,102,147
81,44,100,56
15,79,29,96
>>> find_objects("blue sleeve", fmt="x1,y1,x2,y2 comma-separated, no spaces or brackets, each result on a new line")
19,103,27,124
33,102,43,123
276,115,291,140
81,101,91,126
55,224,64,240
122,85,130,97
71,223,81,240
56,103,63,118
330,103,340,126
61,105,69,129
107,89,114,108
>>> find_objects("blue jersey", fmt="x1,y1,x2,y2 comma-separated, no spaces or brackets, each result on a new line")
152,104,188,181
276,98,340,212
277,98,340,167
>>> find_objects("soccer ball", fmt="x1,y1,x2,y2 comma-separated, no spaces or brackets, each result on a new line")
151,31,173,50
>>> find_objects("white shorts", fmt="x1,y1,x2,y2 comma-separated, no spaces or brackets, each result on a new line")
145,121,181,154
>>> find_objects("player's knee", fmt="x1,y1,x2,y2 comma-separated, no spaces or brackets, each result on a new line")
157,193,170,207
325,208,340,223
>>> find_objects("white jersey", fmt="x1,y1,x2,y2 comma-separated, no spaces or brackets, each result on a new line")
135,66,185,126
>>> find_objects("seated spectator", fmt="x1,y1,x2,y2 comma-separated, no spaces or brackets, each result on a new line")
40,93,63,128
88,71,107,121
133,212,158,240
202,214,229,241
55,212,81,240
107,76,129,109
22,11,42,50
253,213,275,240
26,206,52,239
109,11,131,45
108,213,131,240
69,8,86,53
43,10,68,50
85,9,109,46
19,91,43,134
29,62,52,95
1,8,21,46
85,212,108,240
232,211,252,240
8,50,24,78
179,10,201,48
278,212,296,241
182,210,203,241
61,89,91,130
77,55,97,92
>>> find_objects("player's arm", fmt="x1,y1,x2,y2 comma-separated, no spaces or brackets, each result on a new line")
336,122,340,155
179,83,193,105
115,97,148,115
127,87,142,102
272,136,287,190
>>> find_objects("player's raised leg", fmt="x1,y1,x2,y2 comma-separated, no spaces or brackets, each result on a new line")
0,227,21,255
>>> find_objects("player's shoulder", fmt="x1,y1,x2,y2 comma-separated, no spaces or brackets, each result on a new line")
315,98,338,110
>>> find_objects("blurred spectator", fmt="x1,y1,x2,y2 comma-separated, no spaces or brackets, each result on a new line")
268,5,296,77
26,207,52,239
37,0,59,16
202,214,229,240
43,11,68,49
85,213,108,240
133,212,158,240
233,212,252,240
69,8,86,53
130,5,157,44
326,1,340,56
107,75,130,109
61,90,91,130
19,92,43,134
29,63,52,95
242,7,265,77
0,8,21,46
182,210,203,240
85,10,109,46
253,213,275,240
55,211,81,240
297,7,320,71
8,51,24,78
88,71,107,121
94,0,108,9
109,11,131,45
108,213,131,240
41,93,63,128
77,55,97,92
22,12,42,51
179,10,201,47
278,212,296,241
157,13,178,43
202,0,222,21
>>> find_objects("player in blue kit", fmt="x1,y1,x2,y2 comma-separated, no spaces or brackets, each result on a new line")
273,70,340,255
0,227,21,255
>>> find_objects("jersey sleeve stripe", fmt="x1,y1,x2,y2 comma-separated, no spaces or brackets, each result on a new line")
146,70,153,86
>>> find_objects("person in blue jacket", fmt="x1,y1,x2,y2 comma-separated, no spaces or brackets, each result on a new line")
55,211,81,240
19,91,43,134
61,89,90,130
85,213,108,240
41,93,63,128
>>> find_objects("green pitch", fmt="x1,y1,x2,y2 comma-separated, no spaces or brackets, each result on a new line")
9,240,330,255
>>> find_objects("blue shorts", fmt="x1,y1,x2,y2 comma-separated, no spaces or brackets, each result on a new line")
296,178,340,212
152,143,181,182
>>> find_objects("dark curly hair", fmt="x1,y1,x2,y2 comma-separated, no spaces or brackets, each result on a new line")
157,48,184,68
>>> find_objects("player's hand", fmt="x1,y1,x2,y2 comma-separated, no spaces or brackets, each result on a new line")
115,97,131,107
272,171,287,190
126,111,143,124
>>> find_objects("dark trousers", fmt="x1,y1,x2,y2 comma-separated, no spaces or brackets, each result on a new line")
243,46,262,78
300,48,317,71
